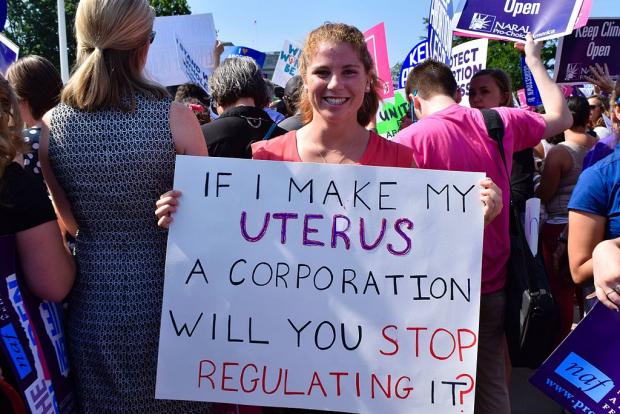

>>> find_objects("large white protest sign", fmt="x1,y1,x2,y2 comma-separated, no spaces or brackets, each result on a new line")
175,34,211,94
145,14,216,86
452,38,488,107
272,40,303,88
156,156,484,413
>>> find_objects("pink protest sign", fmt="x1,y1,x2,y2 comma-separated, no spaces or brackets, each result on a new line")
364,22,394,100
574,0,593,29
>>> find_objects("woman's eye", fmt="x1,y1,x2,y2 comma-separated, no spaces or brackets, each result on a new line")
314,70,330,77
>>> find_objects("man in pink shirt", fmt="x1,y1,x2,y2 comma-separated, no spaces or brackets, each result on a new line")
394,34,571,414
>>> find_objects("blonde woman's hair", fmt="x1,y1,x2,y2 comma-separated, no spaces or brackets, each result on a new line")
61,0,168,112
298,23,380,127
0,75,25,178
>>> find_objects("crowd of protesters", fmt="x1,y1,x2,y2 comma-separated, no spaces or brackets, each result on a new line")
1,0,619,413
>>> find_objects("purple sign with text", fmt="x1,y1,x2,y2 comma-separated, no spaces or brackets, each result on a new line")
454,0,585,42
520,55,542,106
530,303,620,414
555,18,620,85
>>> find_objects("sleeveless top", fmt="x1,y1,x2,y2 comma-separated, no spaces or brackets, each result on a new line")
546,140,591,223
251,130,413,167
47,94,209,413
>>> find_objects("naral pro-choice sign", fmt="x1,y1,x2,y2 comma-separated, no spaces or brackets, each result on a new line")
454,0,585,42
554,18,620,85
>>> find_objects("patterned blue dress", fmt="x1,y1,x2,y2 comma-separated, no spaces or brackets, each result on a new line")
48,95,209,413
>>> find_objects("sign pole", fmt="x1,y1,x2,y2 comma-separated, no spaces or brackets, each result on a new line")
57,0,69,83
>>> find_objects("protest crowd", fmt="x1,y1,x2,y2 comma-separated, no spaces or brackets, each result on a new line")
0,0,619,413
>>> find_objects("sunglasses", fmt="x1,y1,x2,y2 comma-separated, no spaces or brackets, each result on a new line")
149,31,156,44
589,105,601,110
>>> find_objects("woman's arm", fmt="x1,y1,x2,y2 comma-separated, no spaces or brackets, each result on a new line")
592,237,620,310
16,220,75,302
40,112,79,237
170,101,209,156
535,145,571,204
568,210,606,284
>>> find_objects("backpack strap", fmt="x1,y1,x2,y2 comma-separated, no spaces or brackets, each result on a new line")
481,109,508,174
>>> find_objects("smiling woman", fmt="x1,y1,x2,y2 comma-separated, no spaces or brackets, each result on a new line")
252,23,412,167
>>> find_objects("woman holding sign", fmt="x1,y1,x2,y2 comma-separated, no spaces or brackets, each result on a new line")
39,0,209,412
156,22,501,414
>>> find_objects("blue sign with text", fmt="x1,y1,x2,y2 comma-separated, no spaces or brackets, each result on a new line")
227,46,266,68
398,40,429,89
520,55,542,106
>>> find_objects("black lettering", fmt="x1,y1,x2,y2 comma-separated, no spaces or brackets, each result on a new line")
379,182,397,210
216,172,232,197
186,259,208,285
289,178,313,203
427,184,449,211
354,181,371,210
323,181,344,206
169,310,203,337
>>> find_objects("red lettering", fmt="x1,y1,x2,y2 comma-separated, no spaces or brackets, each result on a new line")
328,371,349,396
261,366,283,394
395,376,414,399
371,373,391,399
307,371,328,397
457,329,477,362
430,328,456,360
283,369,304,395
406,327,428,357
222,362,240,391
240,363,259,393
198,359,216,388
355,372,361,397
380,325,399,356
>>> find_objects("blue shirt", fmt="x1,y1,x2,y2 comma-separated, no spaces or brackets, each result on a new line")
569,144,620,239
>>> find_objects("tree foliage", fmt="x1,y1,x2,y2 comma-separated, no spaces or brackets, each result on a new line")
5,0,191,72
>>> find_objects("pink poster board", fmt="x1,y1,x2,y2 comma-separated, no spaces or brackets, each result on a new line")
364,22,394,100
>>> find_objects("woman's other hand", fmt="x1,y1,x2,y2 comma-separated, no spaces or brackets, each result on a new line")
156,190,181,229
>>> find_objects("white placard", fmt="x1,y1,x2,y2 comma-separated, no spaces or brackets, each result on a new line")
145,14,216,86
271,40,303,88
451,38,488,107
175,34,211,94
156,156,485,413
525,197,541,256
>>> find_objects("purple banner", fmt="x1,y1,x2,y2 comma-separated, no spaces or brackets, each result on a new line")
454,0,585,42
554,18,620,85
0,235,76,413
520,55,542,106
530,303,620,413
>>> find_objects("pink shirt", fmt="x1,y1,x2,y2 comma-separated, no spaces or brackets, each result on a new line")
395,104,546,293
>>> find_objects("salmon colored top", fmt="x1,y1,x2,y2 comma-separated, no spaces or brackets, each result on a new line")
251,130,413,167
